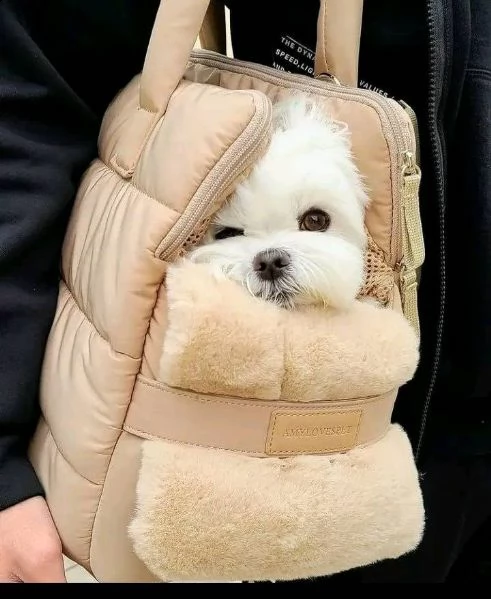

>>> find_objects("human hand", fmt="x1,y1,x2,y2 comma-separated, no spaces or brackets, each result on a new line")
0,496,66,582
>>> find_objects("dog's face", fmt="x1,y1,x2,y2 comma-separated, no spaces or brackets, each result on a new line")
188,97,369,310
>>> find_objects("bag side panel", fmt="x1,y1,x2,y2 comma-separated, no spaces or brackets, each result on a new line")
90,432,158,582
29,419,100,572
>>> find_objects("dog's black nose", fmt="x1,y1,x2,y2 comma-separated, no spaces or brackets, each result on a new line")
253,249,291,281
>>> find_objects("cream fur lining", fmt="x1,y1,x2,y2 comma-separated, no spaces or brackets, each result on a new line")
159,262,419,400
129,425,424,582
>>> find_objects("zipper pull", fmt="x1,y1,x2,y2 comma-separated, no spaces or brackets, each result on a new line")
402,152,425,271
399,100,421,166
401,151,425,337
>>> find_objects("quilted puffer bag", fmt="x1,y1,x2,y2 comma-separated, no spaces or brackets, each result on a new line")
29,0,426,582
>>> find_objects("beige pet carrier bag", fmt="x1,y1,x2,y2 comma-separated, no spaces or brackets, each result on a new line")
29,0,426,583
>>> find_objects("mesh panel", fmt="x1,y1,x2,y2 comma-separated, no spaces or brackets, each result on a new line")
358,228,394,306
175,220,395,305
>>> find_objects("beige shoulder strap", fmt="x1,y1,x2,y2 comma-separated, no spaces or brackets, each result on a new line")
199,0,364,88
139,0,211,113
140,0,363,116
315,0,363,87
200,0,227,54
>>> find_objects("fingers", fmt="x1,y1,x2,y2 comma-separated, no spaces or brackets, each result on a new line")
0,570,22,583
18,543,67,583
0,497,67,583
16,535,66,582
1,546,67,583
23,558,67,583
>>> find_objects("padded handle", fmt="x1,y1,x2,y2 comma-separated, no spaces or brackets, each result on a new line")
315,0,363,86
140,0,363,114
199,0,227,54
139,0,211,113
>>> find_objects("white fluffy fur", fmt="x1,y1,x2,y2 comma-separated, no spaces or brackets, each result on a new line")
188,96,369,309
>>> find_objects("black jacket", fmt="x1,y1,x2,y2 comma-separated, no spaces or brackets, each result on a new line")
228,0,491,459
0,0,489,511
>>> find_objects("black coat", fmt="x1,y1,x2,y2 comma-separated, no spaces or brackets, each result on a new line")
228,0,491,460
0,0,489,512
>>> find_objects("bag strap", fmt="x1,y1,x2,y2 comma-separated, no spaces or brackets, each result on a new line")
199,0,227,54
315,0,363,87
140,0,363,114
139,0,210,113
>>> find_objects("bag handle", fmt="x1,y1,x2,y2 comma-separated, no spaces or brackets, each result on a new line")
199,0,227,54
140,0,363,114
315,0,363,86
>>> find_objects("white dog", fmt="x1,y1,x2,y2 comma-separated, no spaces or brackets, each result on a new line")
188,96,369,310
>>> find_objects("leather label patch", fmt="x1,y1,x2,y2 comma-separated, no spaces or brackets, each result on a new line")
266,410,362,455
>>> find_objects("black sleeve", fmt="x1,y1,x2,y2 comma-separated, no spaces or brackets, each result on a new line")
0,0,158,511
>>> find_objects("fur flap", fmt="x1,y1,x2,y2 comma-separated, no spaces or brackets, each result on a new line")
160,261,419,401
129,425,424,582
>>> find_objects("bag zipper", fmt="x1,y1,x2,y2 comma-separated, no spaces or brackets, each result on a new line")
399,100,421,166
188,50,424,332
157,93,272,259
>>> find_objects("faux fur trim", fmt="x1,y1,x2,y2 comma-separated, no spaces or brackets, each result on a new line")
129,425,424,582
159,262,419,401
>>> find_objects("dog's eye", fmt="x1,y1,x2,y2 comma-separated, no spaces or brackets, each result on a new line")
299,209,331,232
215,227,244,240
